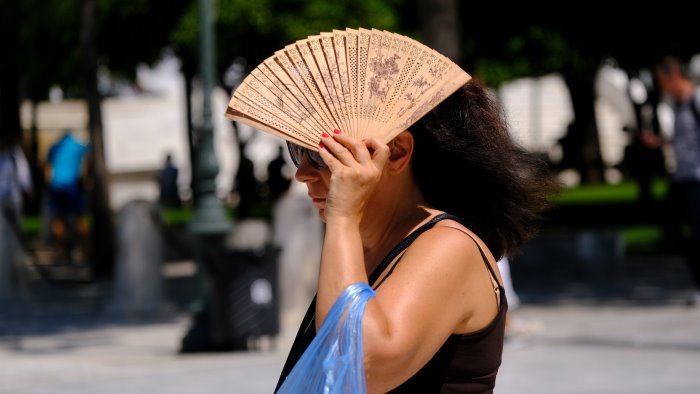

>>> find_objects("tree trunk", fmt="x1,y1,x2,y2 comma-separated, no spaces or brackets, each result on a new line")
81,0,114,277
559,69,605,183
0,66,21,147
417,0,461,63
27,98,44,215
0,0,22,148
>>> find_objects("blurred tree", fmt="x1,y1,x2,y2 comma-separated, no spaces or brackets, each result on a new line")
0,0,22,147
454,16,606,183
85,0,191,276
2,0,191,275
171,0,403,88
430,8,700,184
95,0,193,78
416,0,460,63
1,0,81,213
80,0,114,276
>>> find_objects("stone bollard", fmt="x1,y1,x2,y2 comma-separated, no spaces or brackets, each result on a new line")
109,200,166,318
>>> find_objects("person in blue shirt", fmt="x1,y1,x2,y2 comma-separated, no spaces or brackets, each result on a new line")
46,130,90,264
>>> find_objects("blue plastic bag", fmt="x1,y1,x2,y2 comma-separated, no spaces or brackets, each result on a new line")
278,282,376,394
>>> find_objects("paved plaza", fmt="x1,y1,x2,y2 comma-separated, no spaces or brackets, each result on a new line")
1,302,699,393
2,252,700,393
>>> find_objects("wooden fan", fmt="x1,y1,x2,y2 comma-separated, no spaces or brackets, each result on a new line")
225,28,471,150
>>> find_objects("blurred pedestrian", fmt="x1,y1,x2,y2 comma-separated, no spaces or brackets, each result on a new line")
158,153,181,208
46,130,89,264
642,55,700,306
0,136,33,238
266,145,291,204
232,141,260,219
0,136,33,301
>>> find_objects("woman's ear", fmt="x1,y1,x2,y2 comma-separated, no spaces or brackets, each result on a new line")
385,131,413,174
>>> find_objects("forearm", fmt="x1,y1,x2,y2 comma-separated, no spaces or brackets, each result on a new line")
315,217,408,388
315,216,368,329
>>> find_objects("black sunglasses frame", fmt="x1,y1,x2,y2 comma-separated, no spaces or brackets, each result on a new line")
286,141,327,170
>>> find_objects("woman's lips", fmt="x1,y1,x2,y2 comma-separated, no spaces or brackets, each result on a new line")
310,197,326,208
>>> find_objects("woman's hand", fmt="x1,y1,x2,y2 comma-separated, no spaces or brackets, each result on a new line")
314,129,389,331
317,130,390,224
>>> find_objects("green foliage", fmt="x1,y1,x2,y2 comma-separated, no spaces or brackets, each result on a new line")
10,0,82,97
472,25,572,87
170,2,199,50
8,2,699,99
170,0,403,79
217,0,274,32
95,0,192,77
3,0,191,99
277,0,400,40
621,226,662,254
551,179,668,205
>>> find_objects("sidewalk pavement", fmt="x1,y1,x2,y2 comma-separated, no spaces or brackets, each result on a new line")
2,252,700,393
499,305,700,394
1,303,699,394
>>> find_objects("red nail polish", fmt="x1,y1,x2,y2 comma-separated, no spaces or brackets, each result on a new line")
322,132,330,138
319,142,325,149
333,129,341,134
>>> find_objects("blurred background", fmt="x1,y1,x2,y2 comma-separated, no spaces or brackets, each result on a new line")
1,1,699,393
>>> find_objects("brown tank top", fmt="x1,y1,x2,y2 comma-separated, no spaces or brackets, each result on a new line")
275,213,507,393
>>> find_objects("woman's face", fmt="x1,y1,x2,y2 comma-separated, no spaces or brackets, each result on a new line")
294,154,332,221
293,135,408,223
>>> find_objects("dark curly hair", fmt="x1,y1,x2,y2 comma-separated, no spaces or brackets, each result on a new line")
409,79,557,259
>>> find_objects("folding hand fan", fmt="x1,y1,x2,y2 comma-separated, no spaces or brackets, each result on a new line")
225,28,471,150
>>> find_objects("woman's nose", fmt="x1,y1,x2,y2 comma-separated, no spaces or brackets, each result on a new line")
294,154,319,183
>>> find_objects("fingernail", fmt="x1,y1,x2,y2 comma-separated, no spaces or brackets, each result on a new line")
319,142,325,149
333,129,341,134
322,132,330,138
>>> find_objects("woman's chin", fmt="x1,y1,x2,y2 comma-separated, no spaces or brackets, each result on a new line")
318,208,327,222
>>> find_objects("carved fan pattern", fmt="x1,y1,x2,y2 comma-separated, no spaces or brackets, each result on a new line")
226,28,471,150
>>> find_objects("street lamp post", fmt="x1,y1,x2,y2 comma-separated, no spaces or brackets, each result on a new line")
190,0,230,236
180,0,231,352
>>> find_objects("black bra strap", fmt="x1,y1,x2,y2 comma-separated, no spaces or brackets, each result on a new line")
441,227,505,291
368,213,464,286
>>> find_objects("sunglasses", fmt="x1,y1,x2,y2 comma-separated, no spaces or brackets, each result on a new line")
286,141,327,170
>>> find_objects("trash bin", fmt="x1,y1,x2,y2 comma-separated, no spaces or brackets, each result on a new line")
209,245,280,348
181,242,280,352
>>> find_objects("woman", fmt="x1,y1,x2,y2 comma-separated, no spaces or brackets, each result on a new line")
276,80,554,393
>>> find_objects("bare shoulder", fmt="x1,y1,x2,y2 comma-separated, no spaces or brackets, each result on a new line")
395,219,503,333
391,218,502,292
412,219,494,259
374,218,502,335
396,221,487,276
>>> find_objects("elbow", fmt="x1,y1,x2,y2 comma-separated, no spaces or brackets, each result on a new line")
360,303,418,391
362,336,416,393
363,341,403,369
